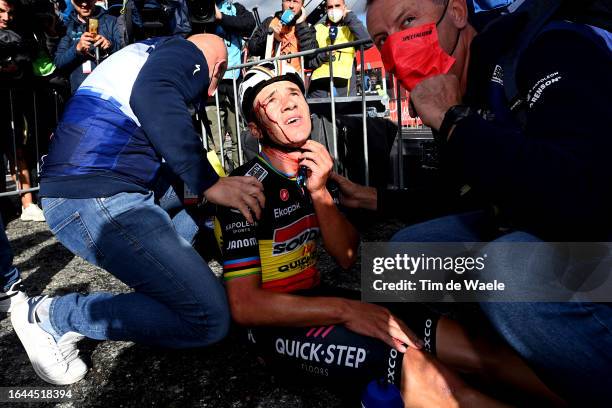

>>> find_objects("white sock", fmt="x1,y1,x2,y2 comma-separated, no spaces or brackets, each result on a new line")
34,298,62,342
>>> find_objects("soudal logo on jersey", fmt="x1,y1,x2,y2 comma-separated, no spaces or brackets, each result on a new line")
275,338,367,368
272,215,319,255
273,202,301,219
226,237,258,250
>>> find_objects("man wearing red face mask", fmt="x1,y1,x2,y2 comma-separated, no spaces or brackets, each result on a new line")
331,0,612,405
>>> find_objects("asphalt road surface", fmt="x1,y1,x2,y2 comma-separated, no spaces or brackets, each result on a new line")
1,206,405,408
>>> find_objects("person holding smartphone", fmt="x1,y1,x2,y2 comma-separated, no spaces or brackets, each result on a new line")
54,0,121,93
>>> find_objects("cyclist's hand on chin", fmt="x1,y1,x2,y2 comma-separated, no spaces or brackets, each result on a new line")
298,140,333,195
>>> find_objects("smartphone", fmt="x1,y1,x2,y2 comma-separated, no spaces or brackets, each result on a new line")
88,18,98,35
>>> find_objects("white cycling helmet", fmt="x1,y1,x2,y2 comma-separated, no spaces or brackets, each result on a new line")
239,62,305,122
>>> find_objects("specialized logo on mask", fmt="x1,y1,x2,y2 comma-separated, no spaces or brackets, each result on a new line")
402,28,433,42
193,64,201,75
275,338,367,368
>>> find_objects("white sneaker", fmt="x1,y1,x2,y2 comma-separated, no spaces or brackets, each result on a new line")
20,204,46,222
11,296,88,385
0,279,28,313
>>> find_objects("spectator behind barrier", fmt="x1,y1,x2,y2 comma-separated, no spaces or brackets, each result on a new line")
1,0,32,78
203,0,255,172
247,0,317,73
0,0,48,222
308,0,372,98
54,0,121,93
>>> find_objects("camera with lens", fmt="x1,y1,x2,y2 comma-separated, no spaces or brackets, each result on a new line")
187,0,216,25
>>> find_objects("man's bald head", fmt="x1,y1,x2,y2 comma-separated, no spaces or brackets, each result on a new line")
188,33,228,96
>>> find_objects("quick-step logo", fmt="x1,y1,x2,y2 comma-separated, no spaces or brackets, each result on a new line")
275,338,367,368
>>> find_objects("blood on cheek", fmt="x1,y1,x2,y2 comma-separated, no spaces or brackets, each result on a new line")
255,100,293,143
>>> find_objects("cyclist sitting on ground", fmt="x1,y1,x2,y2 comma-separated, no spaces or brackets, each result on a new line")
214,62,563,407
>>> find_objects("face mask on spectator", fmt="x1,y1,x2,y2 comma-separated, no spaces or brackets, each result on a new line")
327,9,343,24
380,1,459,91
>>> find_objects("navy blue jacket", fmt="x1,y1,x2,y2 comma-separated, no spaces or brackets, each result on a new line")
41,37,219,198
54,7,121,93
444,21,612,240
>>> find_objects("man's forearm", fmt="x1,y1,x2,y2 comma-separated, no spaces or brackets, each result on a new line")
311,188,359,269
230,284,351,327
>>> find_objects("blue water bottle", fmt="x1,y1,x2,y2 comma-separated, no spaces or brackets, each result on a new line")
361,379,404,408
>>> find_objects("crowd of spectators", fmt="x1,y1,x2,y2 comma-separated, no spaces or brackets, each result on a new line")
1,0,372,189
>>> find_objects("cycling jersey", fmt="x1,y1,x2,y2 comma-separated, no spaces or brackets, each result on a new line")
215,154,327,293
215,153,439,387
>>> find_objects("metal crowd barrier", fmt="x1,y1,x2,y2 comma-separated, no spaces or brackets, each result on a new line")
0,42,419,199
211,38,421,188
0,83,64,198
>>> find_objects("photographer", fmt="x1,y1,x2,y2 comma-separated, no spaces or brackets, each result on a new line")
247,0,316,73
308,0,372,97
54,0,121,93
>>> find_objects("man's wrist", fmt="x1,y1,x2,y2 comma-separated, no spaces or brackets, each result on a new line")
310,187,332,203
359,187,378,211
439,105,473,141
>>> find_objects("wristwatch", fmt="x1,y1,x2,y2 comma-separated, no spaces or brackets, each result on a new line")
439,105,473,141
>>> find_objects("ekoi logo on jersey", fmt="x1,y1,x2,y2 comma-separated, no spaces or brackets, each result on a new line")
272,214,319,255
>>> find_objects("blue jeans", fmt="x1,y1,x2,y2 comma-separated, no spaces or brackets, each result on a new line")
41,191,229,348
0,215,20,292
153,164,202,245
392,211,612,404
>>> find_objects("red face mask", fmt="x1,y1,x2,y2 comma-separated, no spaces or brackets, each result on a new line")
381,22,456,92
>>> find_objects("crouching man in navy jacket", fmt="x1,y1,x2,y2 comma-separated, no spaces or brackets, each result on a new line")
10,34,266,385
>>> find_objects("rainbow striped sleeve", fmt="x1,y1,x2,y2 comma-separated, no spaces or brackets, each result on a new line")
223,256,262,280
